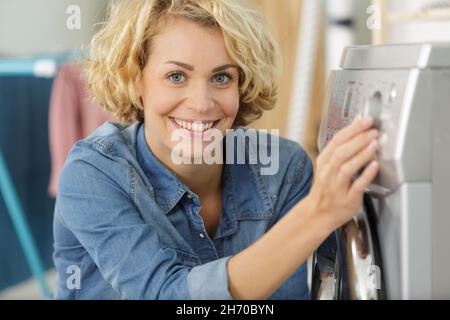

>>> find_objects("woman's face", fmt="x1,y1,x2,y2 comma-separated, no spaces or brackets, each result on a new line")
137,16,240,161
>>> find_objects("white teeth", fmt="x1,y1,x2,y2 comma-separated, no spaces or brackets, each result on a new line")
172,118,215,132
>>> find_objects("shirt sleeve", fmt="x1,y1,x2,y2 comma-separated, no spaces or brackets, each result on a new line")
56,145,233,300
188,256,234,299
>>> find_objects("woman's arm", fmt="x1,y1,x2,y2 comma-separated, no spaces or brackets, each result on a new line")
228,116,379,299
228,197,332,300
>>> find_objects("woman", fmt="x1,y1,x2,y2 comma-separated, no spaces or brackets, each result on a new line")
53,0,379,300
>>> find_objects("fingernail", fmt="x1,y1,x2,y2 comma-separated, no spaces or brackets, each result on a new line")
368,140,378,151
368,129,379,139
363,116,373,126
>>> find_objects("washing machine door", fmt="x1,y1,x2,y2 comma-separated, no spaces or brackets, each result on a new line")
311,194,386,300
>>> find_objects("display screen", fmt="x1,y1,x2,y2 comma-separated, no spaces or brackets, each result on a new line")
342,82,355,119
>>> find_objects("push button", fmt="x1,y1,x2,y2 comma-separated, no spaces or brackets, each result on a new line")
363,91,383,129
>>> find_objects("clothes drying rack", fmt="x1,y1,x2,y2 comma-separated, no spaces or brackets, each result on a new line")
0,54,76,299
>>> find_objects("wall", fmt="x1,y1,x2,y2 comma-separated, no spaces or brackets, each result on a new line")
248,0,326,158
0,0,108,56
381,0,450,43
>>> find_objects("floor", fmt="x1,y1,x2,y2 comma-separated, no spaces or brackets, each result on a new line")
0,269,57,300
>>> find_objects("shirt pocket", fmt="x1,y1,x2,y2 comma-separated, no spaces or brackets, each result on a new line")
222,217,271,256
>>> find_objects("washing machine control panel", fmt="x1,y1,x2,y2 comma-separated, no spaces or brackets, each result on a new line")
319,71,405,147
318,69,422,193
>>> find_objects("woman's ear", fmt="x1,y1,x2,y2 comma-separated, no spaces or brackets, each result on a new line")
135,75,145,108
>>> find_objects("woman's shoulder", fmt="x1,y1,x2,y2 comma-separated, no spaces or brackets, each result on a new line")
58,121,142,192
71,121,140,155
63,121,143,166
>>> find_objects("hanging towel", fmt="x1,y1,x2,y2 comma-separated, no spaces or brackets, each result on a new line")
48,63,114,198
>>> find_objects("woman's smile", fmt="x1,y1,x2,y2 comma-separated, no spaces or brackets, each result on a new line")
168,116,221,138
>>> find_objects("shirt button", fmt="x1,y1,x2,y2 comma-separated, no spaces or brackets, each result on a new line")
199,233,205,239
186,194,192,199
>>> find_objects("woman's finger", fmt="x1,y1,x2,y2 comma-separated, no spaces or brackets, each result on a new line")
335,139,379,188
319,116,374,165
347,160,379,200
328,128,379,175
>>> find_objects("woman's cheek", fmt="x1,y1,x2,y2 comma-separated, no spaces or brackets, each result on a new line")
219,88,240,116
147,93,180,116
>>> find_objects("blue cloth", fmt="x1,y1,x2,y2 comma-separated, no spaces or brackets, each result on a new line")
0,76,55,290
53,121,316,300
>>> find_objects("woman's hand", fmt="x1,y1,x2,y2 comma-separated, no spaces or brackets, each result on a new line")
306,116,380,230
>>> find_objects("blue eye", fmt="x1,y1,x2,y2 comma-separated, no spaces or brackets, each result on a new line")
214,73,231,85
168,73,186,83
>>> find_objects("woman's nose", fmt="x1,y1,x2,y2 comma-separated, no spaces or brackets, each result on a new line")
187,82,214,114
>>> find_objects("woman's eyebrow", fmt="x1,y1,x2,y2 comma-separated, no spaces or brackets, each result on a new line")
211,64,238,72
164,61,238,72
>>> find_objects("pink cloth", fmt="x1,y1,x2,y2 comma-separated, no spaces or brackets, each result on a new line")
48,63,114,198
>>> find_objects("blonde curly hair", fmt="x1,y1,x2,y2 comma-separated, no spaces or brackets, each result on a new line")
84,0,282,126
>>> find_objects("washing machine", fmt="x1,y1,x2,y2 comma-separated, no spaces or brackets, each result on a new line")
310,43,450,300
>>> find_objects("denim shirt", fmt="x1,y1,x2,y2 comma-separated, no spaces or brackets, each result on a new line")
53,121,316,300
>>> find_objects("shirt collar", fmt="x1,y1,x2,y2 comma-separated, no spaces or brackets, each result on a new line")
136,123,187,213
135,123,273,225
